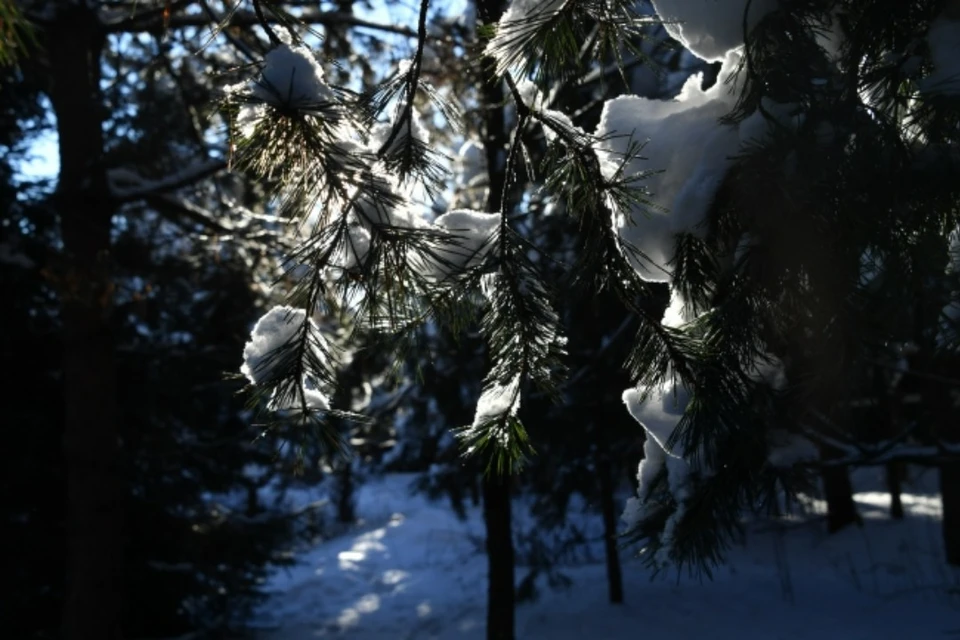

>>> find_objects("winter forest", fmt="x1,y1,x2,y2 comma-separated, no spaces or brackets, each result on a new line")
4,0,960,638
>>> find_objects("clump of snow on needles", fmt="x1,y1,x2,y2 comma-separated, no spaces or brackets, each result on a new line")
595,4,807,284
464,376,522,451
230,43,336,139
594,49,752,283
605,0,813,566
416,210,501,284
241,306,331,412
621,383,696,567
253,43,335,108
474,376,521,428
506,0,566,22
485,0,568,73
650,0,777,63
332,222,373,272
496,0,567,33
370,107,432,157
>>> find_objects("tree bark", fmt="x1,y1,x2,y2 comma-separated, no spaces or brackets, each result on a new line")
820,457,859,533
482,473,515,640
475,0,516,637
932,362,960,566
335,459,355,524
913,351,959,566
885,463,904,520
46,6,124,639
873,367,905,520
941,462,960,566
597,451,625,604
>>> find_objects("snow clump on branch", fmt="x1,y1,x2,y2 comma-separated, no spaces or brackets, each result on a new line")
650,0,777,63
415,210,501,284
607,0,803,563
241,306,332,412
228,43,338,140
252,43,336,109
593,47,809,283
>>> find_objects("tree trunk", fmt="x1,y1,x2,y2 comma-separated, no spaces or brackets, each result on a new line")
46,6,123,639
820,459,859,533
482,473,515,640
335,459,355,524
915,352,959,566
874,367,904,520
941,462,960,566
597,452,625,604
475,0,515,637
885,463,904,520
935,369,960,566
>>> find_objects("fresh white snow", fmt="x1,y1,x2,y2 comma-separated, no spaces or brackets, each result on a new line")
594,50,742,283
499,0,567,26
416,210,501,284
621,383,697,567
472,375,521,429
332,222,373,272
229,43,338,140
371,108,432,158
650,0,777,62
252,472,960,639
253,44,335,108
241,306,331,412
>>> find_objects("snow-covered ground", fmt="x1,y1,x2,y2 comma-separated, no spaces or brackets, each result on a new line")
253,471,960,639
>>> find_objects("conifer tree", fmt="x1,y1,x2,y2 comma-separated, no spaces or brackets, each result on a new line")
8,2,420,637
233,0,960,584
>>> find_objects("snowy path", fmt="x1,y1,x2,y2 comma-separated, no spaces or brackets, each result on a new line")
254,474,960,639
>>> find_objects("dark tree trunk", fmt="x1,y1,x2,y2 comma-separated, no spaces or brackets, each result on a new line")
939,407,960,565
46,6,123,639
937,380,960,565
886,463,904,520
482,473,515,640
933,364,960,565
335,460,355,523
820,458,859,533
874,367,905,520
941,462,960,566
475,0,515,637
597,452,625,604
914,351,959,566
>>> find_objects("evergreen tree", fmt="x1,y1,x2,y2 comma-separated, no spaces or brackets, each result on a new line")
226,0,960,637
5,2,399,637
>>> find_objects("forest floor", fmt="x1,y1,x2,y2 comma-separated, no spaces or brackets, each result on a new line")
253,470,960,639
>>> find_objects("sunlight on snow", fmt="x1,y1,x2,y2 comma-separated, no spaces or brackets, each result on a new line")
381,569,409,586
335,593,381,629
337,528,387,571
856,492,943,518
336,514,407,571
254,474,960,640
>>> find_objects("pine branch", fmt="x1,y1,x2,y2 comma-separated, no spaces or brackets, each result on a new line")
484,0,657,85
